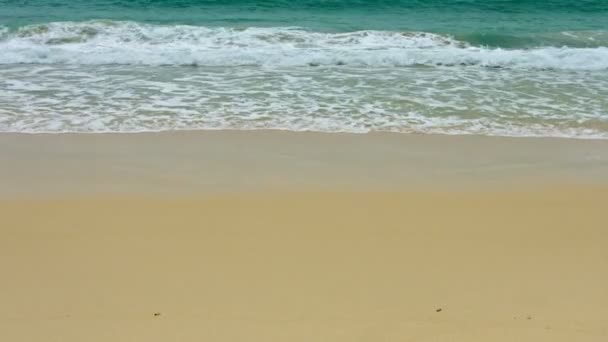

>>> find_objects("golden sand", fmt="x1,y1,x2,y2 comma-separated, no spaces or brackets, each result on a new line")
2,190,608,341
1,132,607,341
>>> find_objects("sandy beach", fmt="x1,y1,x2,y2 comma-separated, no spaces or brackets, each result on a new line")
1,131,608,341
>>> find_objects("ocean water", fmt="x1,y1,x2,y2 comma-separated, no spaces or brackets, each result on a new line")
1,1,607,137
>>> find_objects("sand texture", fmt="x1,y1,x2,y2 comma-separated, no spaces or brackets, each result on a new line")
1,131,607,341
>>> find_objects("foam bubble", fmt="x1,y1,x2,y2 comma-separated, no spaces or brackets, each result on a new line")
1,21,608,70
1,64,606,138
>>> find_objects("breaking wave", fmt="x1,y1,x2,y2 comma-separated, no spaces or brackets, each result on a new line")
1,21,608,70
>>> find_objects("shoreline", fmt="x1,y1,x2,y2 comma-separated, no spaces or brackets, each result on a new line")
4,129,608,141
2,130,608,197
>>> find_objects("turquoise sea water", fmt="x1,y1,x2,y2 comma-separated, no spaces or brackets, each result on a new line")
1,1,607,137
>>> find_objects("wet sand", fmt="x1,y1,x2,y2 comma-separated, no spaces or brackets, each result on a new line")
1,131,607,341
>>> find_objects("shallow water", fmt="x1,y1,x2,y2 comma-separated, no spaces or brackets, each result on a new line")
0,1,607,137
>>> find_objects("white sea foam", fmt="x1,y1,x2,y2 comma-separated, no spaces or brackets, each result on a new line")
1,21,608,70
1,21,607,138
1,64,607,138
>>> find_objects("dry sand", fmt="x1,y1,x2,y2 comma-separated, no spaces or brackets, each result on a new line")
1,131,607,341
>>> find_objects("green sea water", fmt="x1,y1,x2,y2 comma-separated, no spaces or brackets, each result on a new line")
0,1,607,137
2,0,608,47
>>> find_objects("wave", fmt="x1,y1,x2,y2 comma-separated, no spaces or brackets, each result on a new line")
1,21,608,70
1,62,606,138
457,31,608,48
